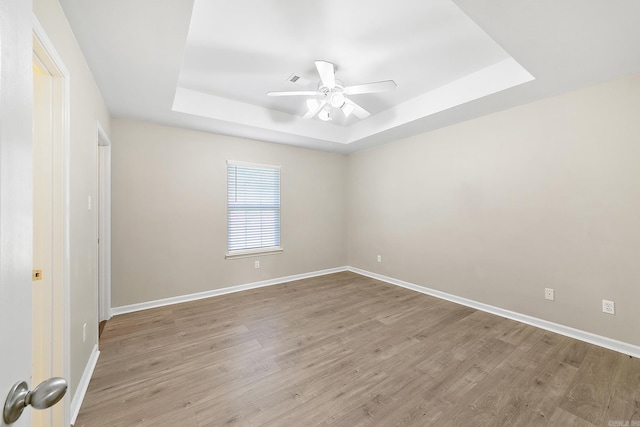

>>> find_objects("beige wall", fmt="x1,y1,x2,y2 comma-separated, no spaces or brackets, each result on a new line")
113,74,640,349
111,119,347,307
348,72,640,346
34,0,111,399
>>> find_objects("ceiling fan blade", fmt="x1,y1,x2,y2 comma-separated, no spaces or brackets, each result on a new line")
267,91,318,97
344,80,396,95
315,60,336,89
344,98,370,119
303,99,327,119
341,102,355,118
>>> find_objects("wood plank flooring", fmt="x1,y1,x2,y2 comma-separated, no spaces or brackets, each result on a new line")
74,272,640,426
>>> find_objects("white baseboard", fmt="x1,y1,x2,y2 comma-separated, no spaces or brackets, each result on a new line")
111,266,348,316
110,264,640,358
348,266,640,358
70,344,100,425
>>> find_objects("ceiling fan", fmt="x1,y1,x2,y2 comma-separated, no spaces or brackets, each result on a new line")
267,60,396,121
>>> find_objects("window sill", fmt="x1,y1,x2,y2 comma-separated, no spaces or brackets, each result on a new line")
225,247,283,260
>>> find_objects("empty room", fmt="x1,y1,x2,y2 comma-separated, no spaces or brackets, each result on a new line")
2,0,640,426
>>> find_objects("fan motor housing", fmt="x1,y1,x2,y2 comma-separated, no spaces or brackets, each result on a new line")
319,81,346,108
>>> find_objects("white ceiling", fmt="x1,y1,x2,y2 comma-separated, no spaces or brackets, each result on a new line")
59,0,640,153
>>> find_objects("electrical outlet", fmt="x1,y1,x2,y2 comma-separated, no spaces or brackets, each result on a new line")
602,299,615,315
82,323,87,342
377,255,382,263
544,288,555,301
254,260,260,269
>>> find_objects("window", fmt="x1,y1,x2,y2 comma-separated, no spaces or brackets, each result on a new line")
226,161,282,258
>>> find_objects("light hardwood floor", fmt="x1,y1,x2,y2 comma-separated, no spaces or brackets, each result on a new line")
74,272,640,426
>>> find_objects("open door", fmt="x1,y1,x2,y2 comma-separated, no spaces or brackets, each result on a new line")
1,2,38,426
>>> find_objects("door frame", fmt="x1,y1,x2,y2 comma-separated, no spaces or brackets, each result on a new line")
97,122,112,322
33,16,71,427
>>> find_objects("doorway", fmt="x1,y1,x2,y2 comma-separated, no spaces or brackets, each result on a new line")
32,19,70,427
97,123,112,329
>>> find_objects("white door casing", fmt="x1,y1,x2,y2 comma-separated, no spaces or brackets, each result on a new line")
32,50,54,427
32,16,71,427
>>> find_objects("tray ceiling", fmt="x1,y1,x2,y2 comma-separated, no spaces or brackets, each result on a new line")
59,0,640,153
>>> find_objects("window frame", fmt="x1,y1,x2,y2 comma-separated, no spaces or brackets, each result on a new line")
225,160,283,259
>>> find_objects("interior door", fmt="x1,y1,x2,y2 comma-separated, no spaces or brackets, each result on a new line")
1,0,35,426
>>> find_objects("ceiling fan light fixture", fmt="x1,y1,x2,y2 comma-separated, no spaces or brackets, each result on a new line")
318,105,332,121
306,98,320,111
329,92,345,108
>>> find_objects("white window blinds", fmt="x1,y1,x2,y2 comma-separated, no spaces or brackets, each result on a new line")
227,161,281,254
